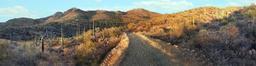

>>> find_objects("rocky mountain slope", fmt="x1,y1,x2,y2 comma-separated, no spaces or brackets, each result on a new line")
131,5,256,66
122,8,161,23
0,8,159,40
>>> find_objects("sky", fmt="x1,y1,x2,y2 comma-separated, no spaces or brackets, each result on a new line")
0,0,256,22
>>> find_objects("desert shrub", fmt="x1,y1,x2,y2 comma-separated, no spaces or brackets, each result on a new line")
74,30,97,65
127,23,136,31
220,24,240,39
192,30,223,49
0,40,9,62
253,28,256,38
242,5,256,18
187,23,256,65
193,24,239,48
168,22,184,38
0,39,42,66
75,39,96,65
74,27,123,66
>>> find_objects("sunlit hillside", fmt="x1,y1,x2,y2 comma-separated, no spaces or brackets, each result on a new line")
0,2,256,66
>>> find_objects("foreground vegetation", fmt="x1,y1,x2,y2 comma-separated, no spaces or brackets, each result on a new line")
0,27,124,66
133,5,256,65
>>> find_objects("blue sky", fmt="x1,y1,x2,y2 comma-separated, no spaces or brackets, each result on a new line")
0,0,256,22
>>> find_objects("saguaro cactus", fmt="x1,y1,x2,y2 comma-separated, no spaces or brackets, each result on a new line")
40,35,45,52
60,25,64,50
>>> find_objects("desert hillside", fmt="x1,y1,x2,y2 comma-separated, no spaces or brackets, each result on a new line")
0,4,256,66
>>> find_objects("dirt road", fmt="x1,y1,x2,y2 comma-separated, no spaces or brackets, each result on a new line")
119,33,175,66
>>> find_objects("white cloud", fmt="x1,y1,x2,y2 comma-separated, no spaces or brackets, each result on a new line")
133,0,193,12
0,5,34,18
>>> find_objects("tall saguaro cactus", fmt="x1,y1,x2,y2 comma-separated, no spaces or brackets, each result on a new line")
41,28,49,53
60,24,64,50
192,17,195,27
41,36,45,52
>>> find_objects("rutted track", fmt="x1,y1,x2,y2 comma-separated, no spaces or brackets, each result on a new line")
119,33,174,66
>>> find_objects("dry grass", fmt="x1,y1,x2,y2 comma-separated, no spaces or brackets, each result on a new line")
0,27,125,66
74,27,124,66
0,39,41,66
139,6,255,65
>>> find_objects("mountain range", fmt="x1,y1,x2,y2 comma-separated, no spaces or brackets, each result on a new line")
0,8,159,40
0,6,252,41
1,5,256,66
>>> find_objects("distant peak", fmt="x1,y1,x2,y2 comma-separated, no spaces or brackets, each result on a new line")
8,17,34,20
65,7,84,14
6,17,34,23
55,11,63,14
96,10,107,13
53,12,64,16
48,12,64,18
69,7,80,11
195,7,221,10
126,8,160,15
129,8,148,12
133,8,147,10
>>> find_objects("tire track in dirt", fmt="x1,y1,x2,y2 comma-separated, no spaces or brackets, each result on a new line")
119,33,173,66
